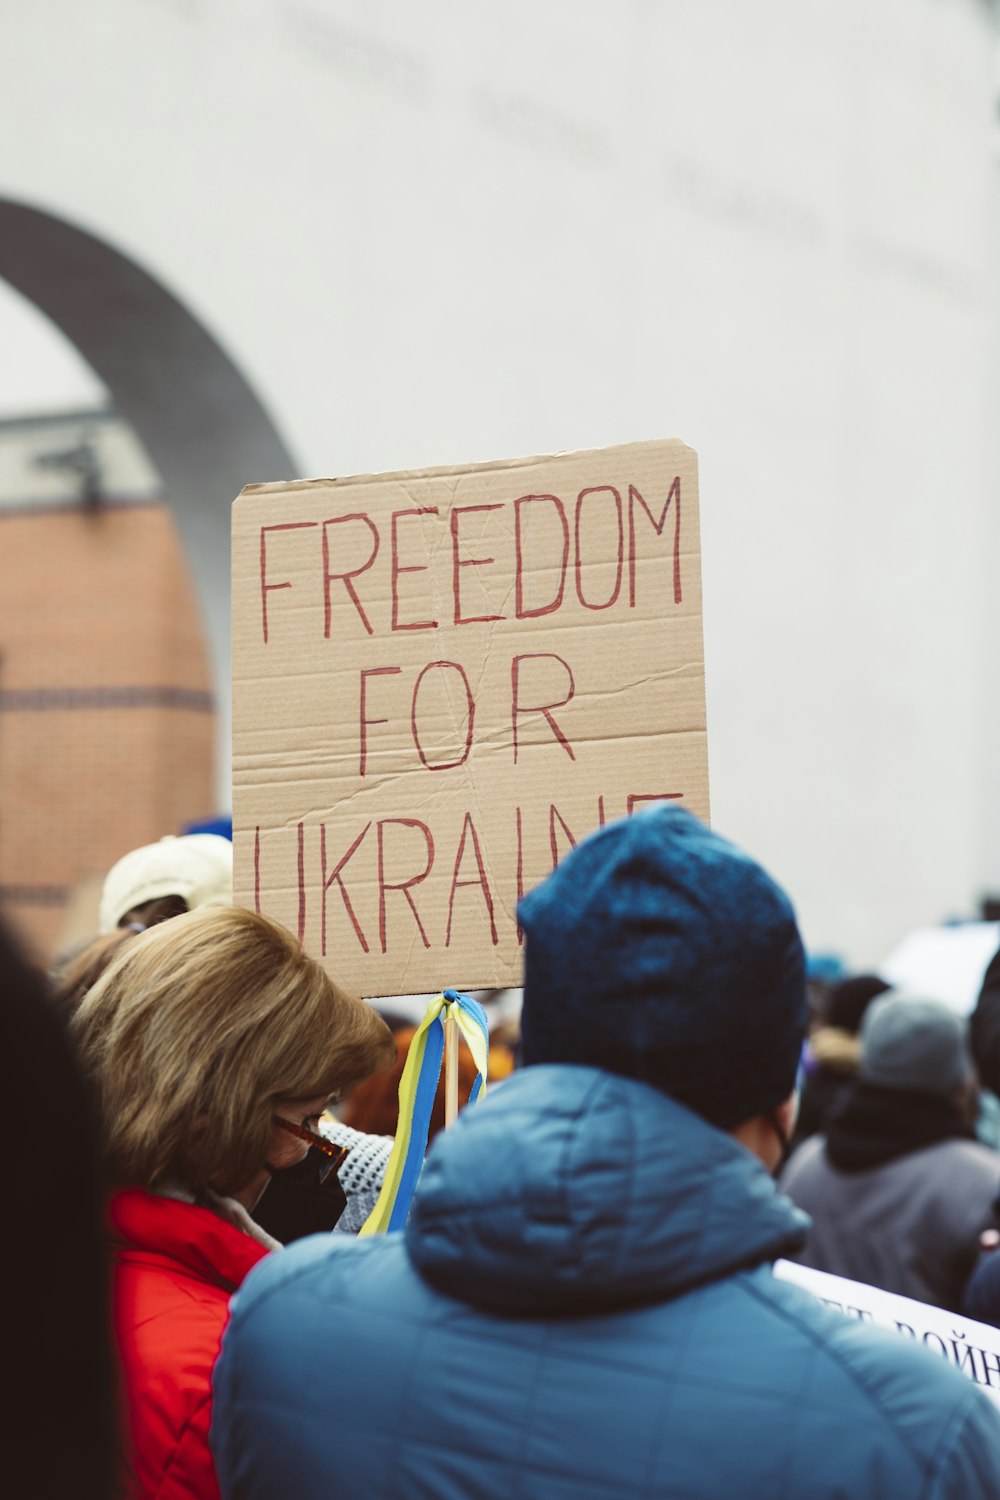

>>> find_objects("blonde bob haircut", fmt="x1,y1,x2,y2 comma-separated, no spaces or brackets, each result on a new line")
71,905,394,1198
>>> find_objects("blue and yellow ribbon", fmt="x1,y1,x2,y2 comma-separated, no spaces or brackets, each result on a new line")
359,989,489,1236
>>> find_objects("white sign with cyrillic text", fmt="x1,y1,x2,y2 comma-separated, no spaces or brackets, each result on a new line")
774,1259,1000,1410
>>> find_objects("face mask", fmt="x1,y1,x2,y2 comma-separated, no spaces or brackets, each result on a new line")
251,1146,348,1244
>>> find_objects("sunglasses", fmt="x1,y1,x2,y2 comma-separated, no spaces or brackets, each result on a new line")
273,1115,350,1183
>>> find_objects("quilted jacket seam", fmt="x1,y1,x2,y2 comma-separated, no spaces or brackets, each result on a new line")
918,1386,990,1500
743,1275,967,1477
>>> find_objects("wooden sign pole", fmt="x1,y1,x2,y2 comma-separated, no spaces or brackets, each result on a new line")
444,1011,459,1127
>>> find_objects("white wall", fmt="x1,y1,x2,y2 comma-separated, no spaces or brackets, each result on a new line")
1,0,996,965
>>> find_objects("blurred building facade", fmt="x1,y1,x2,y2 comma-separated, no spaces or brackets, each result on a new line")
0,0,997,967
0,409,214,959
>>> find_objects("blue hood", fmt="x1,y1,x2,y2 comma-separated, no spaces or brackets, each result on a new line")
407,1065,808,1315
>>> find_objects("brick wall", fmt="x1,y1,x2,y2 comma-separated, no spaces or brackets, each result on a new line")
0,500,215,961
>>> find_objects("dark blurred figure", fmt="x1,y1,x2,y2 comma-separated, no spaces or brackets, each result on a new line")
970,946,1000,1093
962,1234,1000,1328
782,994,1000,1310
51,928,138,1018
962,948,1000,1324
791,974,890,1149
0,918,115,1497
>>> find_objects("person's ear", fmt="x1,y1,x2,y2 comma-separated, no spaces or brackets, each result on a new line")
775,1090,798,1142
728,1091,798,1173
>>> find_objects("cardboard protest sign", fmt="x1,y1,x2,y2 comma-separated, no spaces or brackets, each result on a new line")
774,1260,1000,1410
232,439,708,996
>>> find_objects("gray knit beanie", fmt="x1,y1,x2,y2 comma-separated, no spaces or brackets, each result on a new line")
860,994,972,1096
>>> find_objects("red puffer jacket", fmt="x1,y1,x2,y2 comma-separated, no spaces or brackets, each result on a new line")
109,1189,271,1499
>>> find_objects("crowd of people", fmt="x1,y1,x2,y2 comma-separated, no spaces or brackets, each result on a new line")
8,806,1000,1497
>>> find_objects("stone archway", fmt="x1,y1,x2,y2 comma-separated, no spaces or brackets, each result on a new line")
0,199,296,804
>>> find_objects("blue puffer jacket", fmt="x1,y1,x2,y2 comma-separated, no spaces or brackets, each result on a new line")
213,1067,1000,1499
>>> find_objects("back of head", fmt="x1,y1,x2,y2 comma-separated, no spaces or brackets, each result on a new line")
860,994,972,1097
72,905,393,1197
1,918,116,1499
518,804,806,1130
98,832,233,933
825,974,891,1035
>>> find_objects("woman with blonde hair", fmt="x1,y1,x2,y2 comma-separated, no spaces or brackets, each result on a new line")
72,905,394,1500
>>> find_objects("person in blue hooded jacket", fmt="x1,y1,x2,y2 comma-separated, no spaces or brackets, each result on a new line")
211,806,1000,1500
